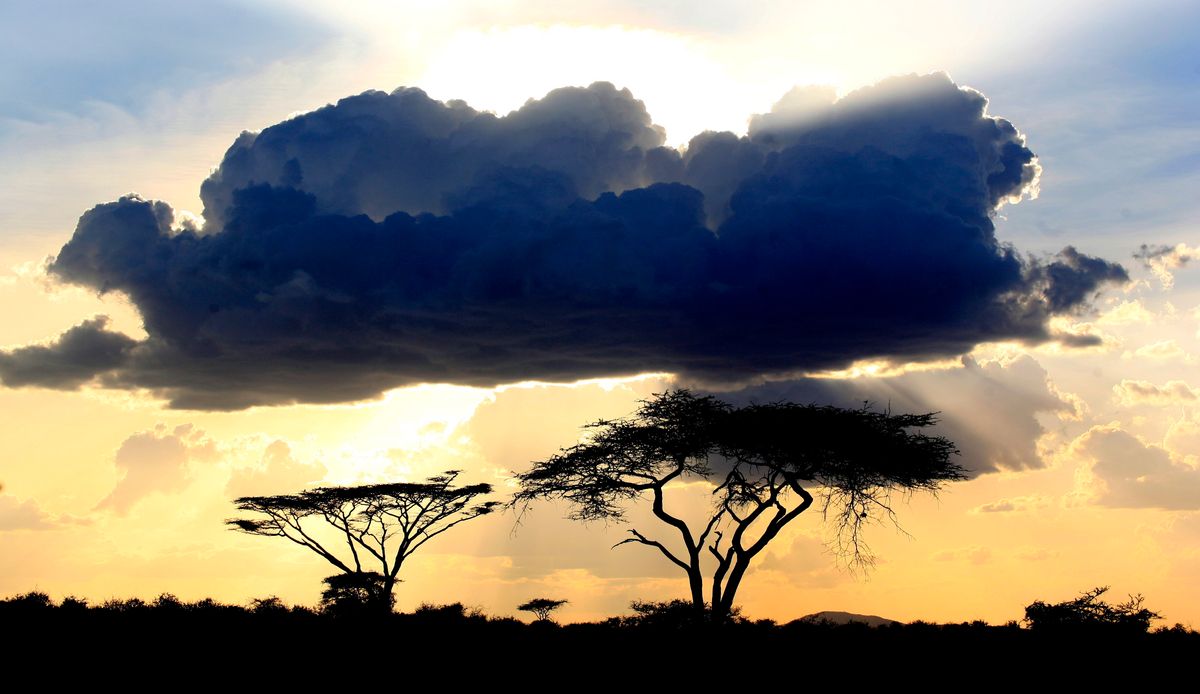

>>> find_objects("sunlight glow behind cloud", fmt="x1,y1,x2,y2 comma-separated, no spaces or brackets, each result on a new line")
418,25,808,145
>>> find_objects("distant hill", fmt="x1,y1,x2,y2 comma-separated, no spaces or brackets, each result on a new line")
798,610,900,627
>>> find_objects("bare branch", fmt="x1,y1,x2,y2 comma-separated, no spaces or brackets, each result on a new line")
613,528,691,573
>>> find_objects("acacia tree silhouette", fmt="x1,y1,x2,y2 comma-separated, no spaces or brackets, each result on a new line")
511,390,964,622
227,471,498,612
517,598,568,622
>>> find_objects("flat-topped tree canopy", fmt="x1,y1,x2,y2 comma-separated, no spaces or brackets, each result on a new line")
719,403,962,485
228,470,498,610
512,390,730,522
512,389,964,621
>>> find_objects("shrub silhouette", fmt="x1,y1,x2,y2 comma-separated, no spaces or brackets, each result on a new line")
319,572,395,617
0,591,52,610
248,596,289,615
1024,586,1161,634
624,599,745,629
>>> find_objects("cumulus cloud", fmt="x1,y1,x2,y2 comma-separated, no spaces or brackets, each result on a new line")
1132,339,1188,360
97,424,216,514
719,354,1072,475
198,82,674,228
2,74,1126,408
0,495,54,530
1135,242,1199,289
1113,379,1198,406
1165,413,1200,465
0,316,138,389
0,494,90,530
1096,299,1155,326
971,495,1050,513
225,440,326,497
1071,424,1200,510
753,533,846,588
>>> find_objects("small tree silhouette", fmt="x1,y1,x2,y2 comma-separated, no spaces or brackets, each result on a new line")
1024,586,1161,634
227,470,498,612
512,389,963,622
518,598,568,622
319,572,394,616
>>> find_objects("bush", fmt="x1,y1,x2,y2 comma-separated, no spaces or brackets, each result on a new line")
625,599,745,629
0,591,53,610
411,602,487,624
60,595,89,610
1024,586,1160,635
249,596,289,615
319,572,395,616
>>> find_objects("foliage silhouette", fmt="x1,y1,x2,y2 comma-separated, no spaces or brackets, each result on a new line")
227,470,498,611
2,589,1197,683
512,389,964,621
319,572,395,616
248,595,289,615
1024,586,1161,634
518,597,568,622
625,598,746,629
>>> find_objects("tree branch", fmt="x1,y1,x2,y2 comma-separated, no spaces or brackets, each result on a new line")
613,528,691,573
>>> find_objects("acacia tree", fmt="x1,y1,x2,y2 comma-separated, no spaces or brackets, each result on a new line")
511,390,964,622
228,470,498,611
517,598,569,622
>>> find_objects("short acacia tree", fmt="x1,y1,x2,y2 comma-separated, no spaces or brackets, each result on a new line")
228,470,498,612
512,390,964,622
517,598,569,622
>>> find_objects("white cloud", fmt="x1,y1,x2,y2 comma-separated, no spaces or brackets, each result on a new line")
1113,379,1199,406
0,493,90,531
224,440,327,498
971,495,1051,514
96,424,216,514
1096,299,1155,326
1070,424,1200,510
1135,242,1200,289
0,495,53,530
1138,339,1186,358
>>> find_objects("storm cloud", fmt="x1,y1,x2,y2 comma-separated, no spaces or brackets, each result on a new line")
3,74,1127,409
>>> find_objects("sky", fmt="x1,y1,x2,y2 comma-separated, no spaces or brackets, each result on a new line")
1,0,1198,625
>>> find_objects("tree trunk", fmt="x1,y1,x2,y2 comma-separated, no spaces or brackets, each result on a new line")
687,562,706,618
715,559,749,621
376,573,398,614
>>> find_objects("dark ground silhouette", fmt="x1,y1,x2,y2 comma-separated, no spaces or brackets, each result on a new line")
3,591,1194,684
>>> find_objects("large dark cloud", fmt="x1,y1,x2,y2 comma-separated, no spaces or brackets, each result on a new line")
197,82,674,228
0,316,138,389
3,74,1127,409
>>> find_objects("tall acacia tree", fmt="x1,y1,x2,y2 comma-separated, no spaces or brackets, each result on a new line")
511,390,964,621
228,470,498,611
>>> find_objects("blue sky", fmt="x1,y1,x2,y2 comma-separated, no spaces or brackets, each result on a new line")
0,1,330,121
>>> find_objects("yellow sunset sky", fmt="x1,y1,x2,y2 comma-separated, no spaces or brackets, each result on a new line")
2,0,1198,625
